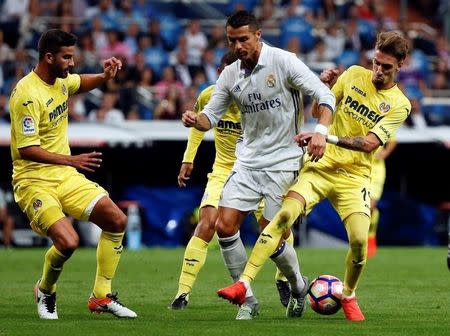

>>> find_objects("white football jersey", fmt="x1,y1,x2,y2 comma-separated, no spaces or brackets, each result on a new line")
202,43,335,171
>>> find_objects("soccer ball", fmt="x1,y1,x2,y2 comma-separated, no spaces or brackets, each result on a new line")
307,274,343,315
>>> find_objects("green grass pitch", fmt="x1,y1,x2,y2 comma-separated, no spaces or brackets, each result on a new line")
0,247,449,336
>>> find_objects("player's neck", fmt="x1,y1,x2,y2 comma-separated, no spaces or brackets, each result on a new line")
381,82,396,90
34,64,57,85
374,81,396,91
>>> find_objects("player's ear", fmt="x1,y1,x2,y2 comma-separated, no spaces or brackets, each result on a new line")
397,59,404,71
255,29,262,40
45,53,54,64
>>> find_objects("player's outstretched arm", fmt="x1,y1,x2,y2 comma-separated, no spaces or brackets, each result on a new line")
77,57,122,94
327,132,381,153
18,146,103,172
178,162,193,187
295,132,381,153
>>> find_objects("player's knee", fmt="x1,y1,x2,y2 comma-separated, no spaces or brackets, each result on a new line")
112,210,127,232
277,209,292,230
349,237,367,264
199,210,218,232
349,236,366,251
194,219,216,241
215,220,235,238
57,235,79,255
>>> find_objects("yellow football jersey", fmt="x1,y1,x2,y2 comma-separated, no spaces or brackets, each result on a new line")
182,85,241,170
9,71,81,183
324,66,410,176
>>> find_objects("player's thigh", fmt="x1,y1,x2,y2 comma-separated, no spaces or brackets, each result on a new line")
219,167,263,212
89,195,127,232
199,168,230,209
331,173,371,221
216,206,248,236
58,172,108,221
14,182,65,236
261,170,297,220
289,163,330,215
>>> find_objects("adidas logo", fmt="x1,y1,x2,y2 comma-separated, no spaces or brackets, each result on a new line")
232,85,241,93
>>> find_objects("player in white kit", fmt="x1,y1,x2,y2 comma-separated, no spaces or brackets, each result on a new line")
182,10,335,318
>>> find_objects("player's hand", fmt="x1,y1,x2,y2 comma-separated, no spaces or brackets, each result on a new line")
320,68,340,88
308,132,327,162
70,151,103,172
294,132,313,147
102,57,122,80
182,110,198,127
178,162,193,187
294,132,327,162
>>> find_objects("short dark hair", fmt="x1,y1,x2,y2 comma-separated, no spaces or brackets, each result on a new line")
220,51,238,68
375,31,409,62
38,29,77,60
226,10,260,32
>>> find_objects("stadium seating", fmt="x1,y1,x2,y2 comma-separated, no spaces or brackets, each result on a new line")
280,16,316,52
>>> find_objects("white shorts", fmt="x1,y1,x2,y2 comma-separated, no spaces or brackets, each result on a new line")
219,166,297,220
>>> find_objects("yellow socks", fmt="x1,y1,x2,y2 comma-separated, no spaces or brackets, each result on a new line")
369,207,379,239
242,197,304,282
40,245,68,293
275,231,294,281
177,236,208,296
343,213,370,296
93,231,124,298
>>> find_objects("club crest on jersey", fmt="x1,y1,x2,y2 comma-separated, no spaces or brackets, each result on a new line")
266,74,276,88
378,102,390,114
62,84,67,95
33,199,42,211
22,116,36,135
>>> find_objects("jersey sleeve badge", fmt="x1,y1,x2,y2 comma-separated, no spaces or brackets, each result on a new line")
22,116,36,135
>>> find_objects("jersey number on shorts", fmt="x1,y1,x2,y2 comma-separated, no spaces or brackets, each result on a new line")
361,187,369,202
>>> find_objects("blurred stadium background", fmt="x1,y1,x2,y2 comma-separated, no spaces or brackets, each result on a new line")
0,0,449,249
